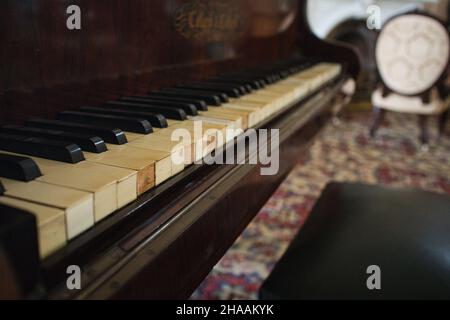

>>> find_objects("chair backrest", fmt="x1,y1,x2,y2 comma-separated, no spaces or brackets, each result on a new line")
375,13,450,96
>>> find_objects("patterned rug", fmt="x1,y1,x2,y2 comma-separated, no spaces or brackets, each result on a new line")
191,110,450,300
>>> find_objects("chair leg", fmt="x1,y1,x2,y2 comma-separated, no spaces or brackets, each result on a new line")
370,107,385,138
439,110,449,138
418,115,429,146
332,94,344,126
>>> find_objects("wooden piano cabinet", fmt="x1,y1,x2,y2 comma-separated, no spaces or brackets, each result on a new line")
0,0,359,299
43,78,344,300
111,95,337,300
0,0,358,125
0,248,21,300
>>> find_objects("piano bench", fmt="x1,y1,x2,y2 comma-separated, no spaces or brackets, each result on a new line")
259,183,450,300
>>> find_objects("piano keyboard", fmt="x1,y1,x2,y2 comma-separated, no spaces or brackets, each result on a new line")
0,61,342,259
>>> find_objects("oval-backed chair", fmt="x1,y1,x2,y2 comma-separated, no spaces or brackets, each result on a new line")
370,12,450,147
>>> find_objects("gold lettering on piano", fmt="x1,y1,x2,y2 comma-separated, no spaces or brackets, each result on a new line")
174,0,246,42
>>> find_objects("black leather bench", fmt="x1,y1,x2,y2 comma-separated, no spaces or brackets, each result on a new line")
260,183,450,300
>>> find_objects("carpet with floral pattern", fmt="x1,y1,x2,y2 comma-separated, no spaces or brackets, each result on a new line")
191,111,450,300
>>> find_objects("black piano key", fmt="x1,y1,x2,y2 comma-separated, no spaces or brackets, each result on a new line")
287,66,299,74
247,73,277,84
0,153,42,182
134,94,208,111
281,70,290,77
118,97,199,116
175,84,241,98
0,181,4,195
0,204,41,296
0,133,85,164
261,75,276,83
237,72,275,83
290,61,315,71
106,101,187,121
1,125,107,154
26,119,128,145
152,90,222,106
207,79,255,92
214,77,264,90
159,88,228,104
58,112,153,135
197,81,250,94
79,107,168,128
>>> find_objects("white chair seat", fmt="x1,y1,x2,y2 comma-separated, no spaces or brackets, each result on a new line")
372,88,450,115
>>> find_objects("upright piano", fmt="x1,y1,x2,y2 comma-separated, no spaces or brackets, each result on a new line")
0,0,359,299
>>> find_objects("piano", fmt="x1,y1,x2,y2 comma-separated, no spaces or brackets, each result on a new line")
0,0,359,299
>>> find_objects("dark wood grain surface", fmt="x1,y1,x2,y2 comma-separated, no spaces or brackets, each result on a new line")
0,0,358,124
0,0,360,299
41,78,345,300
